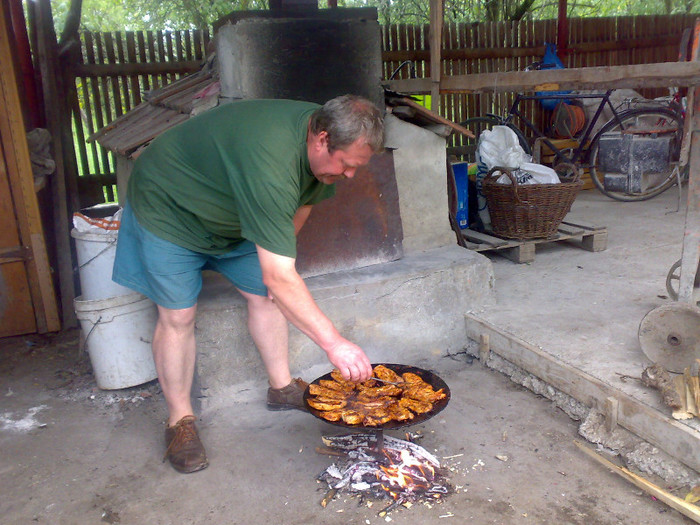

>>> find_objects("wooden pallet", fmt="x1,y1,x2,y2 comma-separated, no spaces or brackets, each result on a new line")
460,219,608,263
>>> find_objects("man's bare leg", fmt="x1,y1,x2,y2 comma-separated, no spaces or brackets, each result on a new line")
152,304,198,426
239,290,292,389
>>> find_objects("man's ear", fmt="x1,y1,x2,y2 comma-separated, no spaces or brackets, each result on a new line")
315,130,329,151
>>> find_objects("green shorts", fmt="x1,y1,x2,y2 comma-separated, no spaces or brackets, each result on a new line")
112,203,267,309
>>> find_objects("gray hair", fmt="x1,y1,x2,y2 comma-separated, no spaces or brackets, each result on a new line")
309,95,384,154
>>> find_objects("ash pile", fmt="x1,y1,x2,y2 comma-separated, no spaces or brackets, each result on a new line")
317,432,451,516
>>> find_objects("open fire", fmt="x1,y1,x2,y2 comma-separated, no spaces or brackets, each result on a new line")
317,432,451,516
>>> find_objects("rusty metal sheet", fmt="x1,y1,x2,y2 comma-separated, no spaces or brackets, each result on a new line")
296,150,403,276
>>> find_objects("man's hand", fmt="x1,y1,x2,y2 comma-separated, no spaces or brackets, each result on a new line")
325,339,373,382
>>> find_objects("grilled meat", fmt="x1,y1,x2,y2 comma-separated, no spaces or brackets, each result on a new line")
307,365,444,426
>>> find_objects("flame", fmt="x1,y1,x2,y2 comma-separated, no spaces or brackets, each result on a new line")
377,448,436,498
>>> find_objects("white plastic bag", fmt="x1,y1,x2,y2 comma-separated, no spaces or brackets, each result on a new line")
475,126,532,226
495,162,560,185
477,126,531,170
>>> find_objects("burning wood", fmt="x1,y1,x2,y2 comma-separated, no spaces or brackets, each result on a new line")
317,432,451,515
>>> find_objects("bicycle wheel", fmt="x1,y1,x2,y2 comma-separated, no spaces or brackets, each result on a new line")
455,117,531,164
588,107,683,201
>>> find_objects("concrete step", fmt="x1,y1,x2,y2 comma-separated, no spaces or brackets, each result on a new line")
193,244,495,405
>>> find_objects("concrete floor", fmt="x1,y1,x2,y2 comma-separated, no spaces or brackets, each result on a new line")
471,185,700,473
1,185,698,524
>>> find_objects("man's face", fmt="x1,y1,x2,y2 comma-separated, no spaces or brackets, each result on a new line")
308,131,374,185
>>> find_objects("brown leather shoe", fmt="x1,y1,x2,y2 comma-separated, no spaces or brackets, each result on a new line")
163,415,209,473
267,378,309,411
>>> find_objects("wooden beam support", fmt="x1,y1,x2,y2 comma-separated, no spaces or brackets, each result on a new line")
385,61,700,94
428,0,443,105
679,19,700,305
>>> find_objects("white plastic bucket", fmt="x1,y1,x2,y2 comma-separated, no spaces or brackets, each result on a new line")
74,293,158,390
71,228,132,301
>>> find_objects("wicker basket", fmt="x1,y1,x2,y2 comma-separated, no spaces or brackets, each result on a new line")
482,166,583,240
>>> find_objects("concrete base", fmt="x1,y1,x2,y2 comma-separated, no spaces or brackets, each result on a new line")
194,244,494,402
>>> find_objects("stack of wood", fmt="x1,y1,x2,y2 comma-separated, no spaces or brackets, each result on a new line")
641,360,700,420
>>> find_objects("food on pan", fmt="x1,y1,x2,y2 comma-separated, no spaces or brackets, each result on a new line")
306,364,446,426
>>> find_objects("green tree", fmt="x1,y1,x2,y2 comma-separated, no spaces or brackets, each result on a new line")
42,0,700,32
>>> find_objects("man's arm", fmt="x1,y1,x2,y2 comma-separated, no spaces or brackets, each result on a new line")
256,245,372,382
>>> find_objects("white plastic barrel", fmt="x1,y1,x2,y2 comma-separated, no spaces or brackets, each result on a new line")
71,228,131,301
74,293,158,390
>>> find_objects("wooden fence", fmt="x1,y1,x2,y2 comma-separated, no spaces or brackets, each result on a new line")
72,29,211,203
69,13,697,205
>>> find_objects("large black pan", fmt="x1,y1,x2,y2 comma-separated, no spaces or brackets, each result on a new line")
303,363,451,430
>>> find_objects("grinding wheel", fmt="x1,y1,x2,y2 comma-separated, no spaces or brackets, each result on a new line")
638,303,700,373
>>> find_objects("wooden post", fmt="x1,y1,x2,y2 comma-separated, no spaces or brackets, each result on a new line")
479,333,490,364
679,19,700,305
429,0,443,110
33,0,78,327
604,397,619,432
556,0,569,56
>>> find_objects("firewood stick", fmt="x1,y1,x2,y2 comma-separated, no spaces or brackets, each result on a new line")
574,441,700,523
320,488,337,508
315,446,345,457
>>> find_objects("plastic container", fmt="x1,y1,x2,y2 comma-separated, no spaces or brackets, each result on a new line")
74,293,158,390
451,162,470,229
71,228,131,301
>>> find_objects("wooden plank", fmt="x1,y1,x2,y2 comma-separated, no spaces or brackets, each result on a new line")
464,314,700,473
193,29,203,61
155,30,167,86
115,32,131,113
184,29,192,62
386,61,700,95
560,219,606,232
555,223,585,236
165,31,174,85
125,32,141,106
90,33,112,174
461,229,511,247
103,32,123,118
73,60,203,77
175,30,184,63
574,441,700,523
138,31,151,91
82,32,105,172
146,31,161,89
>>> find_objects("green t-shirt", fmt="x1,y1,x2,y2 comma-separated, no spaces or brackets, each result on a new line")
127,99,335,257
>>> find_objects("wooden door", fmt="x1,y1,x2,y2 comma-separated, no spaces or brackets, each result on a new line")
0,0,59,336
0,145,36,336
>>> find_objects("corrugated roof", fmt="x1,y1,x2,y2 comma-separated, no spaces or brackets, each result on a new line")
88,58,220,159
